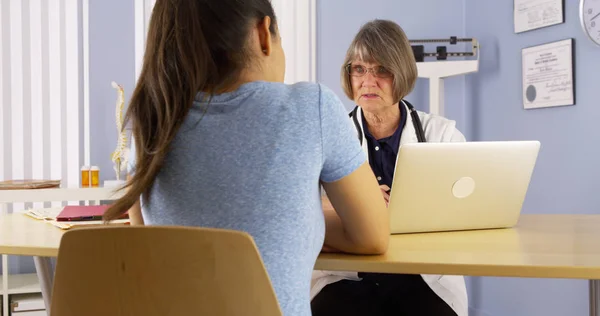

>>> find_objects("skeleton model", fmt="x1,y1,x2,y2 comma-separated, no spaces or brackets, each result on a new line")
110,81,129,181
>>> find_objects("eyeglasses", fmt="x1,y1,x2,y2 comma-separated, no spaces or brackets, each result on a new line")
345,64,393,78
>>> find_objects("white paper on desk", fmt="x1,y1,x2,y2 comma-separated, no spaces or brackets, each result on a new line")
20,207,130,230
514,0,563,33
522,39,574,109
48,218,130,230
22,207,63,220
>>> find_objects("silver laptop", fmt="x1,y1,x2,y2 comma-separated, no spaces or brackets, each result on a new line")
387,140,540,234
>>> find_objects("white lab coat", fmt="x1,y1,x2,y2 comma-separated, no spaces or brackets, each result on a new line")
312,100,469,316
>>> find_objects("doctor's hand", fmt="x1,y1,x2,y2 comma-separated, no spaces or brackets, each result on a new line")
380,185,390,207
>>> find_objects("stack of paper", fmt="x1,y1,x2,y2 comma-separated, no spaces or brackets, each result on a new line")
23,207,63,220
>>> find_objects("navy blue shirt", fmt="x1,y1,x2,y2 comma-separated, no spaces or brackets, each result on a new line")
362,103,407,188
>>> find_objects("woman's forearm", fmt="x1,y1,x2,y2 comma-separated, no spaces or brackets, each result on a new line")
322,206,385,255
128,200,144,225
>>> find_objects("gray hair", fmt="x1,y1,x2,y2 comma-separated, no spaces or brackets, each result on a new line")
340,19,418,104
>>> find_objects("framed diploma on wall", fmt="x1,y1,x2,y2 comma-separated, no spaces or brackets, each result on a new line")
521,38,575,109
514,0,565,33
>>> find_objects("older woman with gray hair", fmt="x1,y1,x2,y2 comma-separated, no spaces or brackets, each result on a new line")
313,19,468,316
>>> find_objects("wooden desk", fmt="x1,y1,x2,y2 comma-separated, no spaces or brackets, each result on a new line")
0,213,63,257
2,214,600,315
316,214,600,316
315,214,600,316
316,214,600,280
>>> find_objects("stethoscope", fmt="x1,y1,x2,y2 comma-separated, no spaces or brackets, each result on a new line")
349,99,427,144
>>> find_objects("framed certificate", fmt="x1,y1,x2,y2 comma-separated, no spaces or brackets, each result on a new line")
521,38,575,109
514,0,565,33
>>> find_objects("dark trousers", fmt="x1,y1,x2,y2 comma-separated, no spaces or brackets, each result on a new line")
311,273,457,316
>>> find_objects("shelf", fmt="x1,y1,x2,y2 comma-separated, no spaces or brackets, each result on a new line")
0,186,125,205
0,274,41,295
11,293,45,313
8,273,41,294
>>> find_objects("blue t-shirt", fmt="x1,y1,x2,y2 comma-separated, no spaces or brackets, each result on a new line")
128,81,365,315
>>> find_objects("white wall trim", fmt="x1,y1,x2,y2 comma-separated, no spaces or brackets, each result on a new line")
30,0,44,210
0,0,5,183
134,0,145,83
82,0,90,166
310,0,317,82
48,0,63,196
134,0,156,84
65,0,81,190
10,0,25,188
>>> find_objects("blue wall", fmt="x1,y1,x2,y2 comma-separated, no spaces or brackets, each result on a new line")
319,0,599,315
88,0,136,184
317,0,468,133
465,1,599,316
465,0,600,214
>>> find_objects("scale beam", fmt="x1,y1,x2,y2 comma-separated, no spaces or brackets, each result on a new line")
409,37,480,116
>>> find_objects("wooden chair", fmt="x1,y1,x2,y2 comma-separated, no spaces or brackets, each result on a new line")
49,226,282,316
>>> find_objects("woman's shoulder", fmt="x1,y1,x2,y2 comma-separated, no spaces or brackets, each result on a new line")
264,81,339,101
263,82,346,116
273,81,326,102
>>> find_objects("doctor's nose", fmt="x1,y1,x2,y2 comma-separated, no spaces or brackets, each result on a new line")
361,72,378,87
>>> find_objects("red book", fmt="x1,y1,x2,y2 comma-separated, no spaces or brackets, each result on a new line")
55,205,127,221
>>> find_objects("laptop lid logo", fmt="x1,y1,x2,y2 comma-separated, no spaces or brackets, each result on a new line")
452,177,475,198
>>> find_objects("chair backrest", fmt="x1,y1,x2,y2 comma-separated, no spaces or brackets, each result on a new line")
50,226,282,316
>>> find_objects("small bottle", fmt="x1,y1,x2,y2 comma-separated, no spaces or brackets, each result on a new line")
81,166,90,187
91,166,100,187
